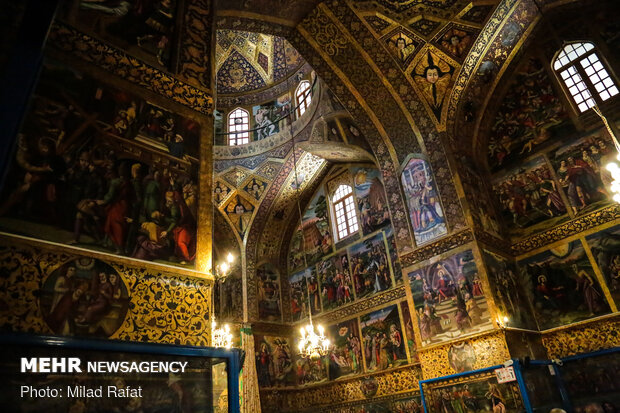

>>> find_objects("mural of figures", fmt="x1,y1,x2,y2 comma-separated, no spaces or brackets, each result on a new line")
561,352,620,411
223,195,254,237
425,375,524,413
482,250,537,329
288,187,333,271
400,301,418,362
296,356,328,386
257,263,282,322
384,29,419,67
392,396,423,413
243,177,268,200
0,60,200,268
411,51,455,122
447,342,476,373
213,180,232,205
255,335,296,388
439,26,475,59
409,250,493,345
492,156,569,238
315,252,355,311
551,128,614,215
40,258,129,337
385,228,403,283
487,57,572,172
326,318,363,380
216,268,243,323
360,305,408,371
353,167,391,235
401,157,448,245
518,240,611,330
460,159,501,237
349,232,393,299
252,93,291,140
62,0,180,68
289,269,310,322
587,224,620,307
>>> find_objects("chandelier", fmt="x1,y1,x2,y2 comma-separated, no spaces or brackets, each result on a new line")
212,318,233,349
211,252,235,348
594,106,620,203
298,321,330,359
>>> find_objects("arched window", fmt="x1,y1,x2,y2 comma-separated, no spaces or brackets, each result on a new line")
228,108,250,145
553,42,618,112
332,184,358,240
295,80,312,117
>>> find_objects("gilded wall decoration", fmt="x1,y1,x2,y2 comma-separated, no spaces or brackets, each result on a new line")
48,23,214,115
364,15,393,34
409,18,442,37
541,316,620,358
213,179,233,206
459,5,494,24
382,27,421,68
0,58,201,268
418,332,510,379
0,240,213,346
410,49,456,124
222,194,255,237
243,176,269,201
434,23,477,61
257,262,283,322
326,317,364,379
179,0,212,90
510,204,620,254
400,230,474,267
260,364,422,412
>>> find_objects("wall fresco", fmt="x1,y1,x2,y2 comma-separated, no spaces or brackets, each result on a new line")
257,262,283,322
487,56,573,173
400,301,418,362
491,156,569,239
411,50,455,123
326,318,363,380
401,157,448,245
482,250,537,330
0,60,200,268
409,250,493,346
360,304,408,372
352,167,391,236
315,251,355,312
518,239,611,330
289,268,310,322
255,334,296,388
349,232,394,299
586,224,620,307
252,93,291,141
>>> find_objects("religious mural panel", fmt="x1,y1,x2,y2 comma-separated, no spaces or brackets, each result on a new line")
550,127,616,216
349,232,393,299
215,268,243,323
384,28,419,68
223,194,254,237
586,224,620,307
0,60,200,268
447,342,476,373
518,239,611,330
487,57,573,172
408,250,493,346
400,301,418,362
352,167,391,236
252,93,291,141
385,227,403,283
411,50,455,123
401,157,448,245
482,250,537,330
243,176,268,201
315,251,355,312
41,258,129,338
491,156,569,239
289,268,310,322
296,355,328,387
257,263,282,322
326,318,363,380
360,304,408,372
288,187,333,271
437,25,476,60
255,335,296,388
423,373,524,413
61,0,181,69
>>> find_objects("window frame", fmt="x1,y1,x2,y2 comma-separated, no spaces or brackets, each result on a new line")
330,184,359,241
295,80,312,118
227,107,250,146
552,41,618,113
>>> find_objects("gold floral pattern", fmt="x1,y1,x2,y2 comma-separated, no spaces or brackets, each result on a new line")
542,317,620,359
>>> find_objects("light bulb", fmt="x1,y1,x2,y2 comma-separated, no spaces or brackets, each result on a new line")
503,316,509,323
220,262,229,274
606,162,619,172
318,325,324,335
226,252,234,263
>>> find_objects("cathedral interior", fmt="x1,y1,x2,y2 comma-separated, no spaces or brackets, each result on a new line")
0,0,619,411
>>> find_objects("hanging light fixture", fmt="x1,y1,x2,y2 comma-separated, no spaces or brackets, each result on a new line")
593,106,620,203
297,317,330,359
211,253,235,349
